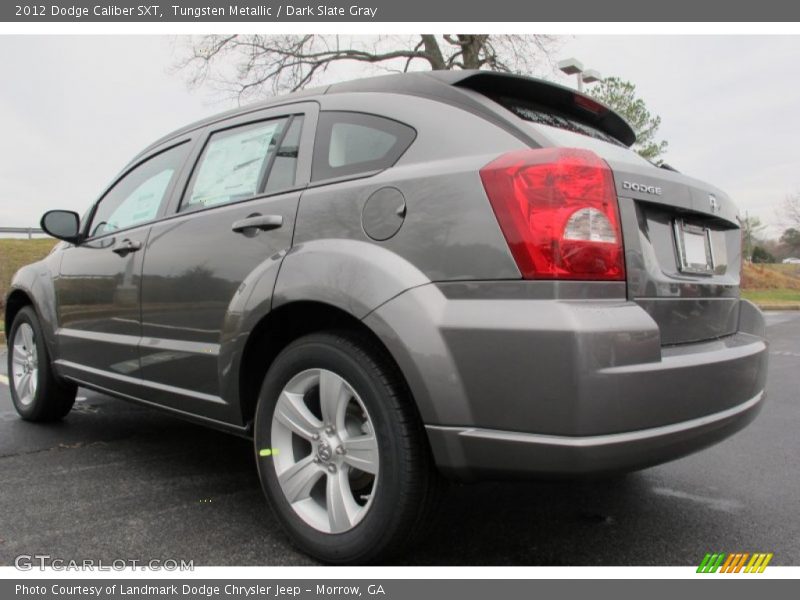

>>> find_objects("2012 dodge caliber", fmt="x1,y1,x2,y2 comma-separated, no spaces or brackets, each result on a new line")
5,71,768,563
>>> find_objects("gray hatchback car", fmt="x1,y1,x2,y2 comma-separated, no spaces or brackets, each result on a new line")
5,71,768,563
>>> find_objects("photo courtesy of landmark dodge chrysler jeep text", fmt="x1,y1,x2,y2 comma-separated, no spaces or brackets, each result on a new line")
5,71,768,564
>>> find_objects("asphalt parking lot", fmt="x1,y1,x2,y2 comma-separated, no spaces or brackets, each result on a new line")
0,311,798,566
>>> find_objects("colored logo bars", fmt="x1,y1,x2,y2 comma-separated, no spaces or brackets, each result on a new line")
697,552,773,573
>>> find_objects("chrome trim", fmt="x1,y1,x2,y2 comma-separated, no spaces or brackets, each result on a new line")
54,359,226,405
428,391,764,448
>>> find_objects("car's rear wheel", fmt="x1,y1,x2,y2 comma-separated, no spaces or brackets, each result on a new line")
254,331,439,564
7,306,76,421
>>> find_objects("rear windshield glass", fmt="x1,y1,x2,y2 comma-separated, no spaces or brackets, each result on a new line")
496,96,624,146
534,124,653,166
494,96,652,167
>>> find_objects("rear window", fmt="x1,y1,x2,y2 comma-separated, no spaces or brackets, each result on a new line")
312,111,416,182
496,96,651,167
496,96,623,146
535,124,652,166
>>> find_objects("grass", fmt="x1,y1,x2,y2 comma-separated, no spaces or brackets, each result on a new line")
740,263,800,307
741,262,800,290
741,289,800,304
0,238,57,313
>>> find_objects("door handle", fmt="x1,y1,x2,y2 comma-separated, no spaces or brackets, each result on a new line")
231,214,283,234
112,239,143,256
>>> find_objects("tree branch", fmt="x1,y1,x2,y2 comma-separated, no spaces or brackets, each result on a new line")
174,34,559,101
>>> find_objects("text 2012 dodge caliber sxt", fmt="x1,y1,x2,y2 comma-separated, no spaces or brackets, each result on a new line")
5,71,768,563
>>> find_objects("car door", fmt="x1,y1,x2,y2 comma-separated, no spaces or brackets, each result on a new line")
54,140,193,395
138,102,317,422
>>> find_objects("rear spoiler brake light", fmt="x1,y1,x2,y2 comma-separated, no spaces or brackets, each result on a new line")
450,71,636,147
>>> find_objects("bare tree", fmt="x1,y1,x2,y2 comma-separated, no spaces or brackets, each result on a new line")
174,34,559,102
741,214,767,261
779,192,800,229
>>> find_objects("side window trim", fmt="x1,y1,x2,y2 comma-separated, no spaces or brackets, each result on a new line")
255,114,295,194
166,101,319,217
82,138,194,241
305,169,384,190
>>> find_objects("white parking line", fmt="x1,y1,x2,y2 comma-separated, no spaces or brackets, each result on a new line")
0,374,8,386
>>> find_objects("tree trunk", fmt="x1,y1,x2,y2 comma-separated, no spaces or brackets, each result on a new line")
459,35,486,69
420,35,447,70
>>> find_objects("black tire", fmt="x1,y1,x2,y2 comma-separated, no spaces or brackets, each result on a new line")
7,306,76,422
254,330,440,564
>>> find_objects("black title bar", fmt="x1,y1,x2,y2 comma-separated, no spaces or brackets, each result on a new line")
4,0,800,22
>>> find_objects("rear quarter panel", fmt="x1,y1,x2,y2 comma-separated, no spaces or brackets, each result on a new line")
286,92,524,286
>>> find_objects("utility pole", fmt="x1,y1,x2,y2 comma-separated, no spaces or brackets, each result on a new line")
557,58,602,92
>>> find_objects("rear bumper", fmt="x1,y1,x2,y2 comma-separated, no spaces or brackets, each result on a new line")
365,283,768,479
426,390,763,477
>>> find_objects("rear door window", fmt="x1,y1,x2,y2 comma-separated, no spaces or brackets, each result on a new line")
181,118,290,211
312,112,415,182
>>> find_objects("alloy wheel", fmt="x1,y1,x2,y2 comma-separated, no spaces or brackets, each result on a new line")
270,368,379,534
11,323,38,406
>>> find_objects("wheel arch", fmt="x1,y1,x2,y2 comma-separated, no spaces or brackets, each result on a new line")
4,288,58,360
4,258,61,356
4,288,34,337
230,238,434,427
237,300,417,428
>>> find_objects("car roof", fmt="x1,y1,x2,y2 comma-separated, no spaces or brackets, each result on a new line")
138,70,635,161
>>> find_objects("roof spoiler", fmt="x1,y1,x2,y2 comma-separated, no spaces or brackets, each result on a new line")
426,70,637,147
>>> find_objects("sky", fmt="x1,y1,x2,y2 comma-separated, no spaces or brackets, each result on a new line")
0,35,798,236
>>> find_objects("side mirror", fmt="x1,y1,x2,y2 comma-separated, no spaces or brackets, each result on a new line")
40,210,82,244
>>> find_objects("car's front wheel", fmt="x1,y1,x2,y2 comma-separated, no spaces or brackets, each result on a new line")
7,306,76,421
254,331,439,564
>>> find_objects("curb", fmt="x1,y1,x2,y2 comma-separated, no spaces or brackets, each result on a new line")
756,304,800,311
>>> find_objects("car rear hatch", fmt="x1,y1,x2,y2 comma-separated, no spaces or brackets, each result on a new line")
608,162,741,344
453,72,743,345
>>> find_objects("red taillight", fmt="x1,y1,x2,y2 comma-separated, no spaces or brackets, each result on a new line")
479,147,625,281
